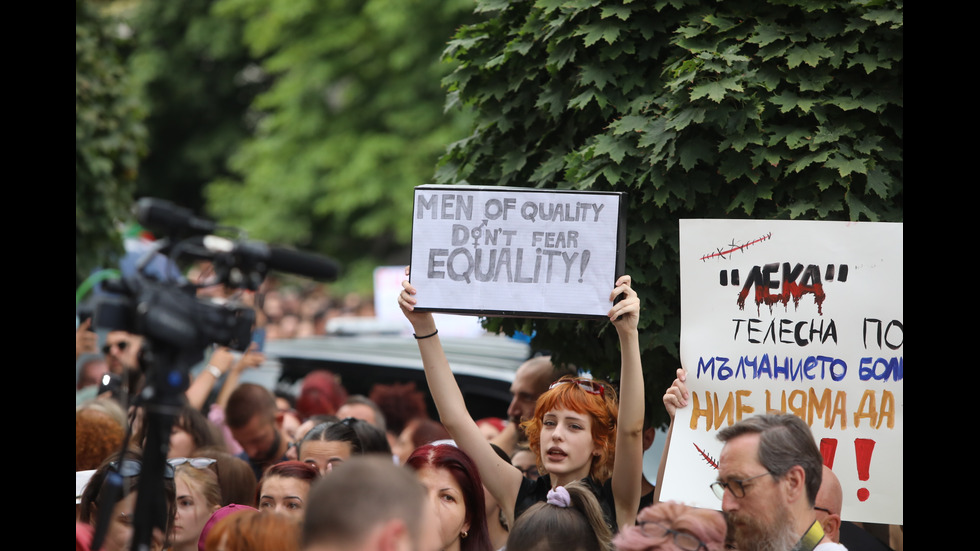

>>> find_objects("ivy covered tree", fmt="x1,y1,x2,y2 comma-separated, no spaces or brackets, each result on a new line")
76,0,147,287
437,0,903,428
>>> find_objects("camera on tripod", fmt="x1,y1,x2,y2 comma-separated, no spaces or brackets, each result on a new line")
84,197,340,551
91,197,339,355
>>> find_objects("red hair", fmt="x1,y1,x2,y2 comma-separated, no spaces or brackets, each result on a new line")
404,444,493,551
204,509,301,551
613,501,728,551
256,460,320,505
296,370,348,419
522,376,619,482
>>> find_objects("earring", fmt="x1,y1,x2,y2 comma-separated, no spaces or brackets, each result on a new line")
461,530,468,539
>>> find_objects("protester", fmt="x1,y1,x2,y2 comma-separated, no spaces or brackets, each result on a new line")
169,459,223,551
295,369,348,420
203,508,301,551
500,356,577,454
713,413,844,551
255,460,321,521
197,503,257,550
506,481,613,551
404,443,494,551
296,418,363,475
225,383,292,479
76,399,127,471
336,394,388,433
202,344,267,456
136,404,225,459
368,380,429,456
816,465,844,544
613,501,727,551
398,270,645,532
288,414,339,460
393,417,451,465
510,445,539,481
302,455,441,551
77,448,175,551
195,446,259,507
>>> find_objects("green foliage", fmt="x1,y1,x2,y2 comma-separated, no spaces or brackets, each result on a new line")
202,0,481,293
127,0,267,216
76,0,147,287
439,0,903,428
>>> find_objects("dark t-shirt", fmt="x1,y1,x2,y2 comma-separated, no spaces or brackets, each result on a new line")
514,474,618,532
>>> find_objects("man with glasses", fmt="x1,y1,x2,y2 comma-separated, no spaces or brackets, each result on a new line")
713,413,846,551
103,330,143,376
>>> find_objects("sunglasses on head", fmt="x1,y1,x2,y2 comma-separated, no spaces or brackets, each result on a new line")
168,457,217,470
102,340,129,355
110,459,175,479
549,378,605,397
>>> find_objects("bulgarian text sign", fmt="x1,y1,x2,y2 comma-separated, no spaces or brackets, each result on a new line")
659,219,903,525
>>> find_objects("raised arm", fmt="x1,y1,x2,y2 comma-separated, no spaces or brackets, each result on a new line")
653,367,688,504
398,268,525,527
608,275,645,530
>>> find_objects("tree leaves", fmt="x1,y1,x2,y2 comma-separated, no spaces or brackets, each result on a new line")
436,0,902,428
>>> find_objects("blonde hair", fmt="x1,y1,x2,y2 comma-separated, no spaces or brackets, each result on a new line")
175,462,222,512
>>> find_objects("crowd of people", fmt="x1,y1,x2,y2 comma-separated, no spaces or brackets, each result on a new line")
75,271,902,551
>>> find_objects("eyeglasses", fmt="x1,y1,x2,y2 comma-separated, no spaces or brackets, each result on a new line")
167,457,217,469
814,506,834,515
102,340,128,355
110,459,175,479
515,465,539,478
549,378,605,397
710,471,773,499
638,521,708,551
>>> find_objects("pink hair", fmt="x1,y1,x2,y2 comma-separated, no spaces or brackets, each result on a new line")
613,501,727,551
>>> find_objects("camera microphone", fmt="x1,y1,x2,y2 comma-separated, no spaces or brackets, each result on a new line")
136,198,217,237
202,236,340,282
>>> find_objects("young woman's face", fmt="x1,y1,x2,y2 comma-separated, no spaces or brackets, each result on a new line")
172,475,218,548
538,407,597,482
299,440,353,475
258,475,310,520
416,465,470,551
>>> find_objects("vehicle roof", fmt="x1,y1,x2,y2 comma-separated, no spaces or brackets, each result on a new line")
264,333,530,421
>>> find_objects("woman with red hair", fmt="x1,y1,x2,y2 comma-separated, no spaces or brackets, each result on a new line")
404,443,493,551
255,460,320,521
398,272,645,532
295,369,348,419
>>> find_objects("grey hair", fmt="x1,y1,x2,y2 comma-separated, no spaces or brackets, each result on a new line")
716,413,823,505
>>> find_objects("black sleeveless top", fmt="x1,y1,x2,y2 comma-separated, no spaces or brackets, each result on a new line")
513,473,618,532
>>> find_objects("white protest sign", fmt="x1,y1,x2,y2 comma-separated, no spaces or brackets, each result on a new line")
659,219,903,525
409,185,627,319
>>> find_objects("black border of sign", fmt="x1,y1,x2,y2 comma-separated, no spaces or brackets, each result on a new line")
409,184,628,321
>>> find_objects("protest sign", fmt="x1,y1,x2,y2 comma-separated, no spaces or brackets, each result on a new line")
659,219,903,525
409,185,627,319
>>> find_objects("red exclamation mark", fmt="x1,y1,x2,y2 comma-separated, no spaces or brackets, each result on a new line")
819,438,837,469
854,438,875,502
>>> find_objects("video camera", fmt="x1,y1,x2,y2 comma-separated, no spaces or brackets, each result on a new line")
88,197,340,551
